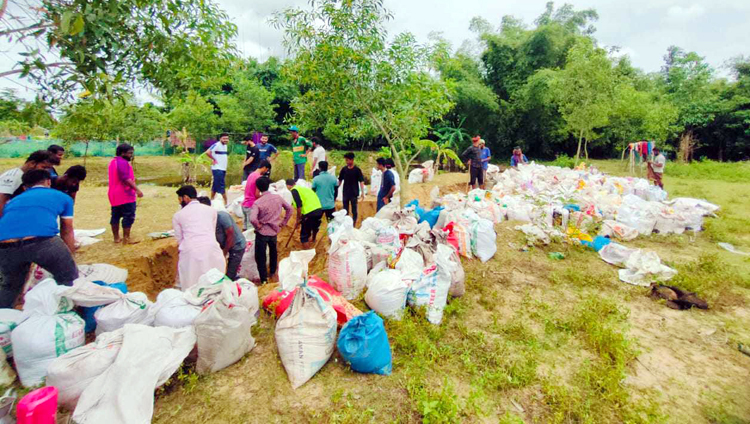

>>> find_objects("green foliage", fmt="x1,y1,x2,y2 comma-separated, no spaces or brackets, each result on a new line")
167,92,219,143
669,254,750,307
273,0,452,201
8,0,238,102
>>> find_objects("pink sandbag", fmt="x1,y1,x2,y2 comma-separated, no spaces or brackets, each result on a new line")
262,275,361,327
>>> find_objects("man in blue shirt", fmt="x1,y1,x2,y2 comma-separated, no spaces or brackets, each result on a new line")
0,169,79,307
376,157,396,211
311,161,338,220
480,139,491,181
511,146,529,167
257,133,278,163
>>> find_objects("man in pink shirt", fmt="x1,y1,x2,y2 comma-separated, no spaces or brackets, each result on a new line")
108,144,143,244
173,185,226,290
241,160,271,230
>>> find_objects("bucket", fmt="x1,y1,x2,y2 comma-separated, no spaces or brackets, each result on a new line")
16,387,57,424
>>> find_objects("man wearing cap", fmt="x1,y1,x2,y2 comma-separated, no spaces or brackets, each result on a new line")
289,125,312,181
480,139,491,183
510,146,529,167
462,136,485,190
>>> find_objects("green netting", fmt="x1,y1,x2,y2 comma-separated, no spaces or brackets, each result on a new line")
0,138,178,158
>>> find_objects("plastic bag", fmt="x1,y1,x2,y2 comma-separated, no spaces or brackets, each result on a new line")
46,329,124,410
374,202,399,221
394,248,424,282
278,250,317,292
598,242,637,267
618,250,677,287
276,284,337,389
12,279,85,387
408,168,424,184
369,169,382,197
327,210,354,250
470,217,497,262
328,238,368,300
364,265,409,320
195,279,259,374
375,226,401,250
337,311,392,375
94,292,154,335
599,220,639,241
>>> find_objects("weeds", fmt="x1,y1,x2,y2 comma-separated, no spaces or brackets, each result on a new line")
670,254,750,307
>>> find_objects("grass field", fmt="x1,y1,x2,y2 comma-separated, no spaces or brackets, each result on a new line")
3,155,750,423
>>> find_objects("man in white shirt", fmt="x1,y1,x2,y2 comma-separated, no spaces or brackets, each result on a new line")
648,147,666,189
0,150,54,217
206,133,229,204
310,138,327,178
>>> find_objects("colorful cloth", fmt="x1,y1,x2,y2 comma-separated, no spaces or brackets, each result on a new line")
172,201,226,290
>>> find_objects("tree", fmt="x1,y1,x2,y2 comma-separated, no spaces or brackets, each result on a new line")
551,37,616,162
1,0,238,102
273,0,453,203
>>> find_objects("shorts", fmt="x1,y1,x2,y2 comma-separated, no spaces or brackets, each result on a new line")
212,169,226,194
110,202,136,228
469,166,484,186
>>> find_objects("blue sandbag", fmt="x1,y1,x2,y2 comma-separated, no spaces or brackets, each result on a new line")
564,204,581,212
337,311,392,375
82,281,128,333
580,236,612,252
406,199,443,228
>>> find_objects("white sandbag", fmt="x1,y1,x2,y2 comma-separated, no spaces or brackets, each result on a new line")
227,195,245,218
364,266,409,320
237,229,260,282
361,217,391,234
618,250,677,287
327,210,354,250
195,279,259,374
599,220,639,241
211,197,227,212
278,250,317,292
421,160,435,182
598,242,637,267
152,289,201,328
470,218,497,262
369,168,382,196
451,222,472,259
46,329,124,410
446,248,466,298
77,264,128,284
328,238,368,300
275,285,337,389
94,292,154,335
408,168,424,184
375,226,401,250
394,212,419,235
374,202,399,221
62,280,124,308
407,246,455,325
183,268,233,305
72,325,196,424
12,279,85,387
0,309,22,358
395,248,424,281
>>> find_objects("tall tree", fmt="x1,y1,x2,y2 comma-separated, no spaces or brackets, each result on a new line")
551,37,616,162
273,0,452,203
1,0,237,102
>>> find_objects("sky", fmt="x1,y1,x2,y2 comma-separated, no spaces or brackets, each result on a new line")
2,0,749,100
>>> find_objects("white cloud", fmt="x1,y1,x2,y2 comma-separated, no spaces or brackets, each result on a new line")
665,4,706,22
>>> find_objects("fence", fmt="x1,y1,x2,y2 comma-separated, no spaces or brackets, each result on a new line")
0,139,178,158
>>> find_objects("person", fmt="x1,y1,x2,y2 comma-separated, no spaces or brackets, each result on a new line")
480,139,491,182
108,143,143,244
0,169,78,307
52,165,87,201
289,125,312,181
197,197,246,280
385,158,400,195
242,133,261,182
249,177,292,285
207,133,229,204
311,161,338,220
47,144,65,180
242,160,272,230
376,157,396,211
173,185,226,289
510,146,529,167
310,138,327,178
257,133,278,162
462,136,485,190
0,150,54,217
286,178,323,249
648,147,666,189
338,152,365,224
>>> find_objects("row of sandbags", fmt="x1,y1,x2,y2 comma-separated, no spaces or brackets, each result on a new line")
3,267,260,423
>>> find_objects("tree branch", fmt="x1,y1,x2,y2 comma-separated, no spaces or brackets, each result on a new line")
0,61,74,78
0,21,53,37
0,0,8,23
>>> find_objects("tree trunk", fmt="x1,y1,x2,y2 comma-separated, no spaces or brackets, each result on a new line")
575,129,583,164
584,137,589,161
83,141,89,167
